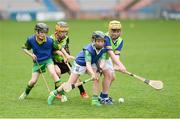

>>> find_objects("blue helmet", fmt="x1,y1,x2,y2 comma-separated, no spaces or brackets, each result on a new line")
92,31,105,41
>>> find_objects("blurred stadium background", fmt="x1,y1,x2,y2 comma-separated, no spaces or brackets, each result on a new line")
0,0,180,21
0,0,180,118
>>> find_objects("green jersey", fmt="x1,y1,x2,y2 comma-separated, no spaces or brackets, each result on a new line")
50,34,69,62
105,32,124,58
84,46,107,62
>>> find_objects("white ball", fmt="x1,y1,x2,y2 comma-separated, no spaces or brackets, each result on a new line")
118,97,124,103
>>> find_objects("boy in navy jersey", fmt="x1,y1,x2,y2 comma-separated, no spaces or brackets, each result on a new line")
19,23,61,100
99,20,127,105
47,31,107,106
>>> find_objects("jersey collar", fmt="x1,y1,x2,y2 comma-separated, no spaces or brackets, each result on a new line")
92,44,104,55
35,36,47,45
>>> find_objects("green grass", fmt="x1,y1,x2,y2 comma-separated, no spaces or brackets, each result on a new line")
0,20,180,118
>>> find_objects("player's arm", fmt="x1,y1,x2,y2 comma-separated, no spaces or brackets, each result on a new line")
52,40,68,62
99,52,107,70
62,37,70,54
22,40,37,61
61,48,75,61
105,36,126,72
113,40,123,70
108,50,126,72
84,50,97,80
54,50,67,62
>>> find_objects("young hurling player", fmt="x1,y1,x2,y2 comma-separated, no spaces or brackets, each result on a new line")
50,21,89,100
99,20,127,105
47,31,107,106
19,23,61,100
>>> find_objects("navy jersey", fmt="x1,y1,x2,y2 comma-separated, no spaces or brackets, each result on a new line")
75,44,107,66
104,35,123,55
25,35,54,63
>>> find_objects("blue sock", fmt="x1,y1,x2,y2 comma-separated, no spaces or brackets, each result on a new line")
100,92,108,98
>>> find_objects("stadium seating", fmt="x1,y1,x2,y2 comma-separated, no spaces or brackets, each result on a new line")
76,0,117,13
133,0,180,13
61,0,80,12
115,0,135,12
0,0,46,12
0,0,61,13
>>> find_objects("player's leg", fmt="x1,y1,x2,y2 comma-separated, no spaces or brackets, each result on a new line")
59,62,89,98
47,73,80,105
47,62,84,105
99,59,114,105
54,64,61,78
91,77,101,106
47,62,68,102
77,78,89,99
54,64,63,99
19,72,40,100
47,63,60,82
89,65,101,106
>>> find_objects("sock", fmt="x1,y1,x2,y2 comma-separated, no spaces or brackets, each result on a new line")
78,85,85,94
55,79,61,89
100,92,108,99
25,85,34,95
52,90,58,96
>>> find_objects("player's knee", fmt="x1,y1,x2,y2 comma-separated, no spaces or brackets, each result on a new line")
56,70,61,77
55,66,61,76
111,75,115,81
50,71,57,77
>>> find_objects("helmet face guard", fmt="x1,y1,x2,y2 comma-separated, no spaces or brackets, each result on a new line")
35,23,49,34
92,31,105,50
55,21,69,40
34,23,48,41
92,31,105,41
108,20,122,39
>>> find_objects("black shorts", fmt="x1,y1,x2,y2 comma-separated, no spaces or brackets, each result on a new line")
54,61,72,74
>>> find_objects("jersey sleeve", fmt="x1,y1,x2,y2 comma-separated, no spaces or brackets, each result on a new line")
53,41,61,51
84,50,92,62
115,40,124,55
22,38,31,50
104,36,112,51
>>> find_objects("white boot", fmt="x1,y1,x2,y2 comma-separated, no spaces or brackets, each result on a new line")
19,91,27,100
61,95,68,102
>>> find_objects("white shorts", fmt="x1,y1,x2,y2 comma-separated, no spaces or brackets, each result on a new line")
103,58,114,72
71,62,97,75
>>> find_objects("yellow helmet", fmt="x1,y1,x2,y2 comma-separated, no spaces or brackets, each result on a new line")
108,20,122,31
55,21,69,32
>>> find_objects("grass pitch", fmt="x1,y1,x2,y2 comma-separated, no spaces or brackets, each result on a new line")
0,20,180,118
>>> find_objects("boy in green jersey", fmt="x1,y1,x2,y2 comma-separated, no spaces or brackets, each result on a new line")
51,21,89,99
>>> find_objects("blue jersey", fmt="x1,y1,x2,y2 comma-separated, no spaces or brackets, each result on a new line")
104,35,123,55
75,44,107,66
25,35,54,63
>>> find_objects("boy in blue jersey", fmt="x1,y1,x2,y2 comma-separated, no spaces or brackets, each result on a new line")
51,21,89,100
19,23,62,100
98,20,127,104
47,31,107,106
